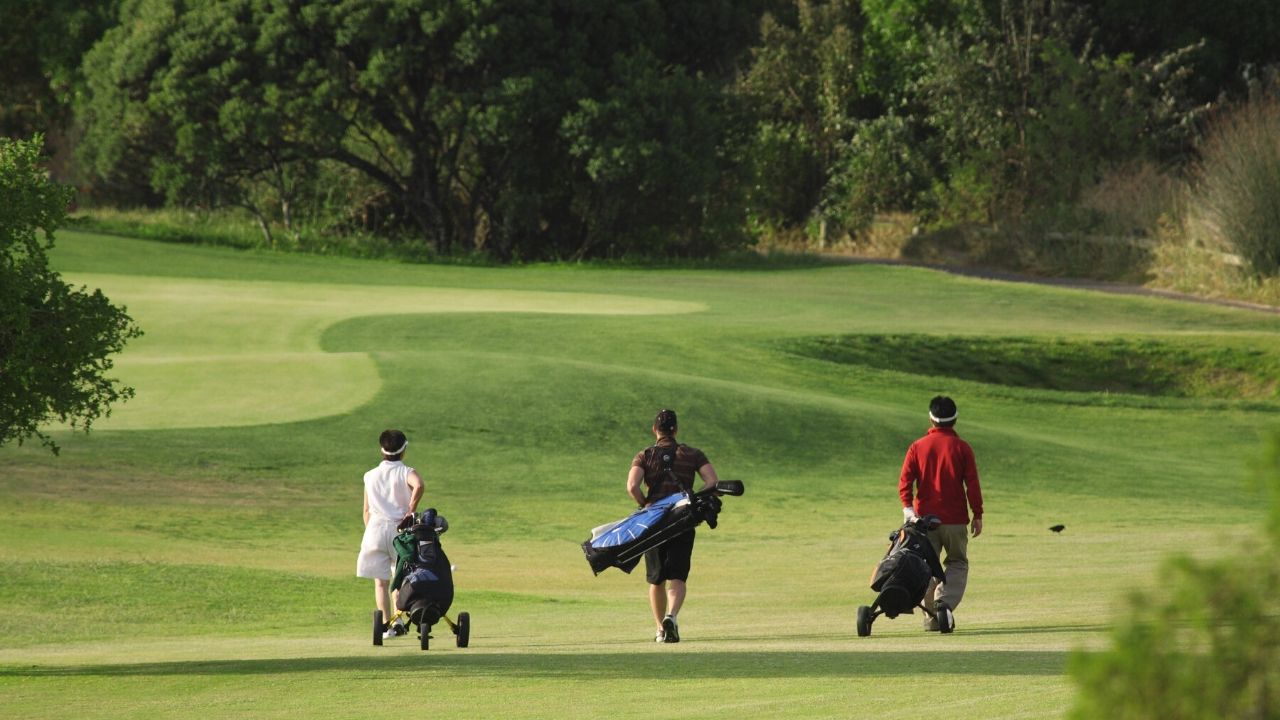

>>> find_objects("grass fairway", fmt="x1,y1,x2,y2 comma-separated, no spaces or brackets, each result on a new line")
3,230,1280,718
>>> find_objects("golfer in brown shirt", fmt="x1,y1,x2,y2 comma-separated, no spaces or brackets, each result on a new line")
627,409,719,643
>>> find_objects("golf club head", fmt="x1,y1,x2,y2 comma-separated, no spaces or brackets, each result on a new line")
715,479,745,496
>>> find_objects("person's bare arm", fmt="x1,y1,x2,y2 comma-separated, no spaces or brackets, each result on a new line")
627,466,646,506
697,462,719,491
362,489,371,527
406,470,424,520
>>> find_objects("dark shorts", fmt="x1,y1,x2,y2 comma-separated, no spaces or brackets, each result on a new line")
644,529,695,584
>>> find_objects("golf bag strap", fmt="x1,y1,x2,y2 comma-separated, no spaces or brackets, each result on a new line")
647,443,684,500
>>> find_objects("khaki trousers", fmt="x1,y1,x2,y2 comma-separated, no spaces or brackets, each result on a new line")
925,523,970,615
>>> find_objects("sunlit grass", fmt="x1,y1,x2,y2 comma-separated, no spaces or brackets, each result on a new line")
3,230,1280,718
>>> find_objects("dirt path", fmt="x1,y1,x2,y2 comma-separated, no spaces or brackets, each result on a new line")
826,255,1280,316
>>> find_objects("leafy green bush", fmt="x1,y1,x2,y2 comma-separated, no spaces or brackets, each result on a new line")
736,0,869,232
742,121,825,230
1070,554,1280,719
1068,430,1280,718
560,49,750,259
915,0,1200,221
823,114,931,234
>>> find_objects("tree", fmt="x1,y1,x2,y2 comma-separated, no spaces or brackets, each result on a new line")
560,49,750,258
0,0,120,148
77,0,320,237
78,0,769,260
738,0,867,224
1086,0,1280,102
914,0,1202,220
0,135,141,454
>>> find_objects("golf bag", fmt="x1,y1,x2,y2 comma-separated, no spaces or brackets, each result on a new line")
856,515,949,636
392,509,454,628
582,480,745,576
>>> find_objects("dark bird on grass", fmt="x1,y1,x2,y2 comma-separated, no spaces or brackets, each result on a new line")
1049,524,1065,533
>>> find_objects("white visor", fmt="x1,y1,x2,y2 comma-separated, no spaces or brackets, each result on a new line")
929,411,957,423
381,440,408,456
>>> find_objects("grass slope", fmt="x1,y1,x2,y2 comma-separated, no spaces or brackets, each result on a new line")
3,229,1279,718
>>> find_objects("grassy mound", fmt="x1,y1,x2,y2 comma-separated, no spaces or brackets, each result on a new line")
786,334,1280,399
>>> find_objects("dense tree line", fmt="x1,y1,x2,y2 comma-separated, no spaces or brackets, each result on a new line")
3,0,1279,260
72,0,771,259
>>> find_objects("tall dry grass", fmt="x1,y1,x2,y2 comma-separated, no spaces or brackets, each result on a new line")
1190,95,1280,276
1079,160,1184,238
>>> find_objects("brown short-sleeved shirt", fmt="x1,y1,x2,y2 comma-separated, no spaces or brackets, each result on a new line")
632,438,711,503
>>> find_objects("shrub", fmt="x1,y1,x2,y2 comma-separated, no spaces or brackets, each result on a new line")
1190,95,1280,276
1069,553,1280,719
1078,161,1185,238
1068,430,1280,718
823,114,931,235
915,1,1202,222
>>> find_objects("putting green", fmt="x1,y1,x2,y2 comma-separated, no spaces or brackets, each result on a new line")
63,273,706,430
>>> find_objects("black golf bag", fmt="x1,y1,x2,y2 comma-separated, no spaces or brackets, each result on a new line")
393,509,454,630
582,480,745,576
856,515,949,636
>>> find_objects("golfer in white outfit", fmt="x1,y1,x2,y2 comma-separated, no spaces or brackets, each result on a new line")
357,429,423,637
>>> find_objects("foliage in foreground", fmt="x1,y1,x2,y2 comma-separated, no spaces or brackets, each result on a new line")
1068,431,1280,718
0,135,140,453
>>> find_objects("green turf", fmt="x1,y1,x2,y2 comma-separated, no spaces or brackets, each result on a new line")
786,333,1280,399
2,229,1278,718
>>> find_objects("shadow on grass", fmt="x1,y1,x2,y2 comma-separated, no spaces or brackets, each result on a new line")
783,333,1280,400
2,649,1066,679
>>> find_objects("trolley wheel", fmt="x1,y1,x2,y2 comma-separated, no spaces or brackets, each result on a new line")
939,606,955,634
373,610,384,647
420,622,430,651
456,612,470,648
856,606,873,637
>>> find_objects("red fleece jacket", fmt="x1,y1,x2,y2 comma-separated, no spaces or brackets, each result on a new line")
899,427,983,524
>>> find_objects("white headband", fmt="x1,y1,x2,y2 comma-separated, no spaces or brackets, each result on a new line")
929,411,957,423
381,440,408,456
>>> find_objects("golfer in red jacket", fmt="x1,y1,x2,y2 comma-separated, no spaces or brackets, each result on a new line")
899,395,983,631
